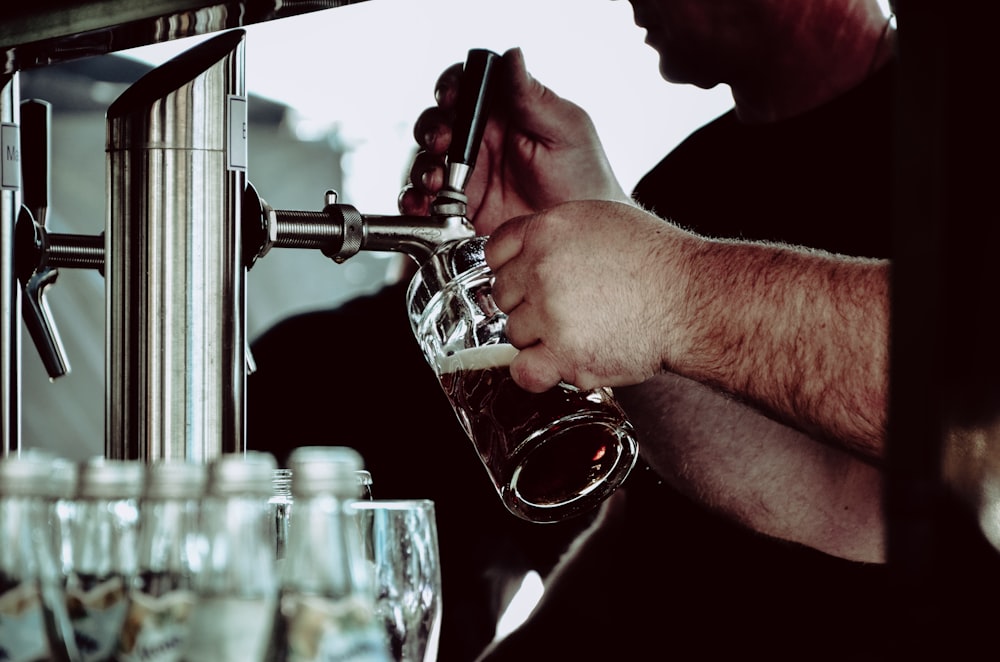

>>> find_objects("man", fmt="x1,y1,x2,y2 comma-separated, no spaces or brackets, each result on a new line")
402,0,892,560
399,0,894,658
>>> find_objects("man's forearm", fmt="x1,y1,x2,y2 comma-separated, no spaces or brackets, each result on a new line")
664,234,890,460
617,372,885,563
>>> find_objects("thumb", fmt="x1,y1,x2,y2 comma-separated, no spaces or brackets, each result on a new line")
501,47,585,143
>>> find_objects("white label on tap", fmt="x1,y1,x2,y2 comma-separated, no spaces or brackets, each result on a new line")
227,96,248,171
1,123,20,190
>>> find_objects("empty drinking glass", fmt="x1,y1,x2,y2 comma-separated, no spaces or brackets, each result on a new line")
351,500,442,662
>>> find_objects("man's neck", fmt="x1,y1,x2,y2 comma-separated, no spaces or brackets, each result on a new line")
731,6,894,124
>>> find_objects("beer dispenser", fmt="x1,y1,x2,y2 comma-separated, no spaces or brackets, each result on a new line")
1,74,19,454
104,30,247,462
18,35,497,464
242,48,498,279
1,80,67,456
17,30,247,462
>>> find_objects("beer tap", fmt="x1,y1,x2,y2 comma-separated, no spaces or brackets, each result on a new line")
243,48,500,270
2,73,20,454
12,41,497,464
15,99,73,380
15,29,248,463
25,49,499,300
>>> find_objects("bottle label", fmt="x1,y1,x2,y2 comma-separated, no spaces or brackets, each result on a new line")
182,596,276,662
116,589,198,662
274,593,391,662
66,575,130,662
0,581,51,662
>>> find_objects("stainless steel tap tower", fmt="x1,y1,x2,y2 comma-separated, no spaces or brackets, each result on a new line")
108,41,497,465
105,30,247,462
0,74,20,454
15,39,495,466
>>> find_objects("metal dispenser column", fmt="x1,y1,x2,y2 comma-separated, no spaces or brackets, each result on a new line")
105,30,247,462
0,74,20,454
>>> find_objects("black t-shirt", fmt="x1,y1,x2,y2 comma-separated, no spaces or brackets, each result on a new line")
634,65,893,259
634,63,896,657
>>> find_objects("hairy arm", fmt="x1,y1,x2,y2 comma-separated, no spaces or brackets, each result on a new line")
665,234,890,461
617,373,885,563
487,200,890,460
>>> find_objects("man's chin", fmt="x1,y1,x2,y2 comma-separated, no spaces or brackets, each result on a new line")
658,58,719,90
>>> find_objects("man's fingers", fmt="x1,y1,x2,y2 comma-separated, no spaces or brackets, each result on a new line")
484,215,531,271
408,150,447,196
413,106,454,154
501,47,582,145
434,62,464,110
501,299,542,349
398,184,430,216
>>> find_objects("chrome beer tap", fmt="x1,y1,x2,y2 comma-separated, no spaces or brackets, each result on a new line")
0,82,74,455
15,29,248,463
15,99,74,381
243,48,499,270
14,42,497,465
1,74,20,454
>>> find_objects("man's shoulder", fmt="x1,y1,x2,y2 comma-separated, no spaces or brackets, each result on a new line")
632,65,896,257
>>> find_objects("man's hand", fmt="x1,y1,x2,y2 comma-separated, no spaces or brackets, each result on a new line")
485,199,691,393
400,47,629,235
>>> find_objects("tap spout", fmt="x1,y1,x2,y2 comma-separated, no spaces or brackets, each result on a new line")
243,183,474,269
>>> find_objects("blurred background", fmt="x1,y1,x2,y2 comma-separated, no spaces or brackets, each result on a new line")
19,0,738,458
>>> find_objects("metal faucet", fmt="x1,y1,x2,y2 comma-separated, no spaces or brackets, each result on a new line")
13,43,498,464
15,29,248,463
1,74,21,454
243,48,499,270
16,99,73,382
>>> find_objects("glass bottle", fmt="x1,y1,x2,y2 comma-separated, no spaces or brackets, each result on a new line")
271,467,373,580
0,452,78,662
181,451,278,662
63,457,145,662
38,454,80,662
117,460,208,662
265,446,390,662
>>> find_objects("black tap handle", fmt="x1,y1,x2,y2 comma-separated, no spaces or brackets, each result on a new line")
20,99,50,227
447,49,501,179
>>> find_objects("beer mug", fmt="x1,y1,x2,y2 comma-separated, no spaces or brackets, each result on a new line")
407,236,639,523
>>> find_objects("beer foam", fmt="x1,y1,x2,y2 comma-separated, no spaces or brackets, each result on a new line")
437,344,519,374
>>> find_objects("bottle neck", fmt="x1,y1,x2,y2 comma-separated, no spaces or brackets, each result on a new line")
282,494,365,596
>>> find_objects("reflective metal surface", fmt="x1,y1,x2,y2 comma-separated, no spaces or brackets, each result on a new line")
1,0,369,74
105,29,247,462
0,75,21,454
